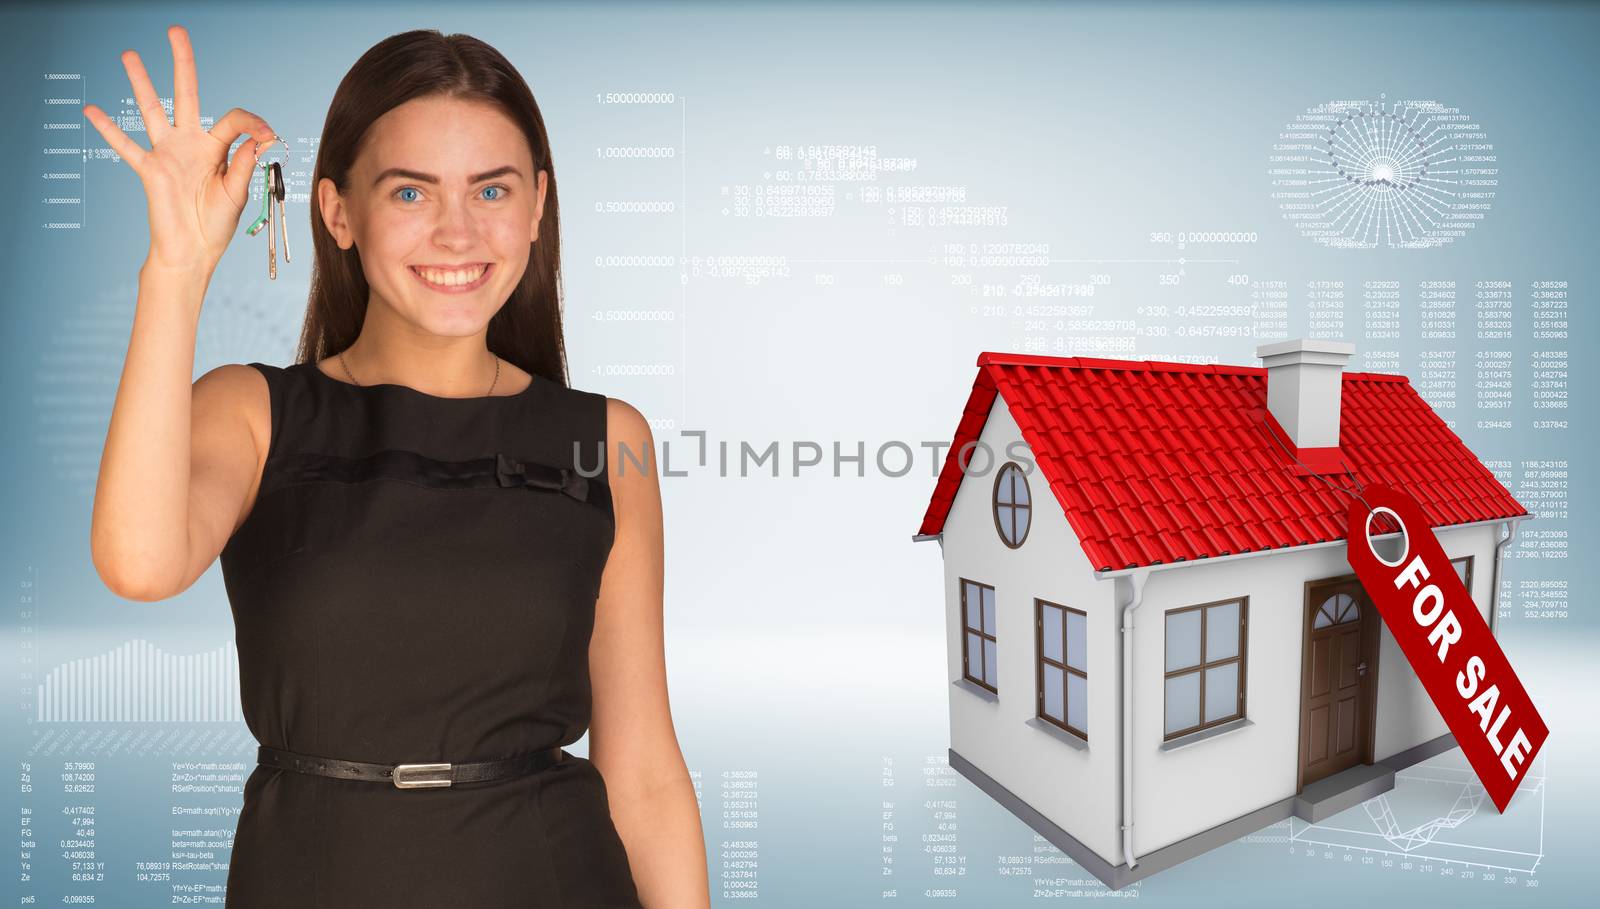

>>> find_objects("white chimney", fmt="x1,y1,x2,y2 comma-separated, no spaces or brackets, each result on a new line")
1255,338,1355,449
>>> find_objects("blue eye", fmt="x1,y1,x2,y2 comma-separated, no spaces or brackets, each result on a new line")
391,184,509,204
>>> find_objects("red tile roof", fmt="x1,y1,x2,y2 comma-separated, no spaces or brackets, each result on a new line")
916,352,1530,572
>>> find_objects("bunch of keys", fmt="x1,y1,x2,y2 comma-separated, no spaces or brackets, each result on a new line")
246,160,291,278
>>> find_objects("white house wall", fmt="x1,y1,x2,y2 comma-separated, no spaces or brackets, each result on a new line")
941,394,1120,865
1128,520,1499,858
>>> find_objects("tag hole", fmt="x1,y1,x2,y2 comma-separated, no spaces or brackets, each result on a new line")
1364,506,1409,568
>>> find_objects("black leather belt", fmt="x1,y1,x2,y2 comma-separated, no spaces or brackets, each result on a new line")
257,744,566,789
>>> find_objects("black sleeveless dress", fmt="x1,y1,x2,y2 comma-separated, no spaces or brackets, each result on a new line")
218,360,643,908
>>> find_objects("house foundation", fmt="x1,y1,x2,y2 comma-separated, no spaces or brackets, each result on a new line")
949,731,1459,890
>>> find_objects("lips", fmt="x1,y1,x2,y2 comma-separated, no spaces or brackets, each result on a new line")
409,263,493,293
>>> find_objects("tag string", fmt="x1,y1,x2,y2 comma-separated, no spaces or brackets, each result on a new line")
1252,418,1399,535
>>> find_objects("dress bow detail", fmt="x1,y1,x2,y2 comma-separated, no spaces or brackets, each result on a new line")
494,452,590,502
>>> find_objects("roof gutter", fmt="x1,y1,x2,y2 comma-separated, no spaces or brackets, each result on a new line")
1091,513,1529,580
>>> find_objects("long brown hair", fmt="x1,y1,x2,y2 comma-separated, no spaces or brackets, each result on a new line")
296,29,567,387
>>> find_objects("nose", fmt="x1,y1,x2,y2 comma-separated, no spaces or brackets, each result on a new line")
430,195,478,250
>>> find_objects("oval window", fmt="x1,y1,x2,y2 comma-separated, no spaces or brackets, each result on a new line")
992,461,1031,548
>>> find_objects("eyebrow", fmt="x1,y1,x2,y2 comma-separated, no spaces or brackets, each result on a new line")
372,165,523,188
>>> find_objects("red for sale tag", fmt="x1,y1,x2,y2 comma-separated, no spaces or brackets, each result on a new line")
1345,483,1547,812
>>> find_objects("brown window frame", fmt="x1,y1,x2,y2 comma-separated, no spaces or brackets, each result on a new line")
1162,596,1248,741
1035,599,1088,740
960,578,998,693
992,461,1031,549
1451,555,1474,597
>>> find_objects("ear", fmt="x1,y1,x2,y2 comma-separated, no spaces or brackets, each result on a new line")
530,169,548,242
317,176,355,250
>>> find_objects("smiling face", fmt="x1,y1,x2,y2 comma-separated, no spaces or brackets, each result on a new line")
316,94,548,336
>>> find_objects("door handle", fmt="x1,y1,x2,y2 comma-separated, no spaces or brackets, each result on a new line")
1357,661,1368,675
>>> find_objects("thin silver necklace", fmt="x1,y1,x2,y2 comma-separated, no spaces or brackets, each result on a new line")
337,350,501,397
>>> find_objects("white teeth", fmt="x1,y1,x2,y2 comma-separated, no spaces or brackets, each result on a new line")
415,265,486,286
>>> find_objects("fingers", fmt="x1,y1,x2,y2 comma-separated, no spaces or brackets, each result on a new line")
208,108,274,154
120,48,170,145
168,25,200,129
212,108,277,207
223,135,269,207
82,103,148,173
211,109,277,199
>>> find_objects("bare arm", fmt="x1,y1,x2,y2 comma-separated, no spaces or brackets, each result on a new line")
82,25,278,600
90,267,271,600
590,398,710,908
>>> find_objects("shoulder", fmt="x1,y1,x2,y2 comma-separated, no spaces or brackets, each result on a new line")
193,362,274,458
195,361,273,390
194,362,271,420
604,396,655,452
602,397,660,514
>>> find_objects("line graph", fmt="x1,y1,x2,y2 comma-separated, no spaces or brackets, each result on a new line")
1289,749,1545,875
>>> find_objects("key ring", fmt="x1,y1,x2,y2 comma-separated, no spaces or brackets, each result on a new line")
244,137,292,278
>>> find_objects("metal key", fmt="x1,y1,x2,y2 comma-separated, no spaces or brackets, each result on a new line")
266,163,278,279
272,161,291,264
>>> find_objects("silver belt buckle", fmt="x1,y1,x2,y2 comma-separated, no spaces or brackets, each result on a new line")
392,761,453,789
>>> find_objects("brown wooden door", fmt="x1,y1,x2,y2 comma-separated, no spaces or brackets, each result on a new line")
1299,577,1378,789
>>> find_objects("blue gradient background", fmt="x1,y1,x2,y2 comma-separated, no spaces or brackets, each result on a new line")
2,1,1596,905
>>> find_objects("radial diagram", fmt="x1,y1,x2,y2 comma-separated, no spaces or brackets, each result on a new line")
1269,98,1496,249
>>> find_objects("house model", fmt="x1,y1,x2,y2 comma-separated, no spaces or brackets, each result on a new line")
912,340,1531,888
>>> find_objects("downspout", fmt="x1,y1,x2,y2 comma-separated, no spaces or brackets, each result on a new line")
1487,519,1520,635
1119,570,1150,870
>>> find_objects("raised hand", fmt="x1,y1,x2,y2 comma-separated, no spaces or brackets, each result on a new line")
82,24,277,274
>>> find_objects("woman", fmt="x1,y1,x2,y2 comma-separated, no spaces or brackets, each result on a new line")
84,25,708,908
